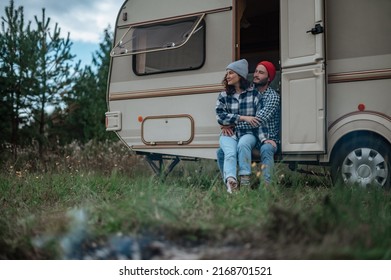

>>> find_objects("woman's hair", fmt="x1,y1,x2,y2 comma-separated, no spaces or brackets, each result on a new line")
222,74,250,95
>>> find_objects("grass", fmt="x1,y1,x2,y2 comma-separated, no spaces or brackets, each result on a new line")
1,141,391,259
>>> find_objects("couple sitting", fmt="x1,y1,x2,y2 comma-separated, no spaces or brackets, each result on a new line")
215,59,280,193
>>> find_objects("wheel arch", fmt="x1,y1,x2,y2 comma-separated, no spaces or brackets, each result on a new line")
330,130,390,166
328,113,391,164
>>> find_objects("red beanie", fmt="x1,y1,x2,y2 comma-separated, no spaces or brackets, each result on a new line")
257,61,276,82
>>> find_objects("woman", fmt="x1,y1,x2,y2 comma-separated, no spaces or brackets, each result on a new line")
215,59,260,193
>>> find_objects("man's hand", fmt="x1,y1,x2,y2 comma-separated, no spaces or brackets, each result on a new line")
239,116,260,127
264,139,277,148
220,125,234,136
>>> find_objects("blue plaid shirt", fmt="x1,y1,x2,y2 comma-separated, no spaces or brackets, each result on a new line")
238,85,280,144
216,85,280,143
257,86,280,144
215,88,261,139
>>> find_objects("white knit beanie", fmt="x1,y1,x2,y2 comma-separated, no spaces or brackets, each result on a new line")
226,59,249,79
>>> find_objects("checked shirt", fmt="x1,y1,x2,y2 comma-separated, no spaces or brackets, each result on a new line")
215,88,261,139
216,85,280,144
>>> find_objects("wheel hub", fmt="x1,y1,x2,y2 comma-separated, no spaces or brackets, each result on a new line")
357,164,371,179
341,147,388,187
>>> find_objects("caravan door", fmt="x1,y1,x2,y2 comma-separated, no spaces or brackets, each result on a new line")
280,0,326,153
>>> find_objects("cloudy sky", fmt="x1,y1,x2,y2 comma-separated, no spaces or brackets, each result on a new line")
1,0,124,66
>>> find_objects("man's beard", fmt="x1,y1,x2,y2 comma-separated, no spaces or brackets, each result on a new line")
253,77,268,87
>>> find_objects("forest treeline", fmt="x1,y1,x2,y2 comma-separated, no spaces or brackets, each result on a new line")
0,0,116,157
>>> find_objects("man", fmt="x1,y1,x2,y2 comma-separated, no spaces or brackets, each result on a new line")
217,60,280,186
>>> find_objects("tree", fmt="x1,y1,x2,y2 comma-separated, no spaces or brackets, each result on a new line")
89,27,114,141
0,0,37,154
30,9,80,155
0,0,80,157
56,27,115,144
1,0,114,154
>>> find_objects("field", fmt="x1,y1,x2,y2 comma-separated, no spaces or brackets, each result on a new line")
1,141,391,260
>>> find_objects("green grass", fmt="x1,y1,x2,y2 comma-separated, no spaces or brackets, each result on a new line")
1,142,391,259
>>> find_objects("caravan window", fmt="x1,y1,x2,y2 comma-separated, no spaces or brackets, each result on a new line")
134,17,205,75
111,15,205,75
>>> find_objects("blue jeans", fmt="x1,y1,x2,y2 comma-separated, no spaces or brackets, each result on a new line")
259,143,277,184
217,142,277,184
218,134,257,183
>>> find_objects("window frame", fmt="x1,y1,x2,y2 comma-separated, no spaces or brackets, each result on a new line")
133,18,206,76
110,13,205,56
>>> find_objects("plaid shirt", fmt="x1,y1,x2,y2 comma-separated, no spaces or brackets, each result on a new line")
258,86,280,144
238,85,281,144
215,88,260,139
244,87,280,144
216,87,281,144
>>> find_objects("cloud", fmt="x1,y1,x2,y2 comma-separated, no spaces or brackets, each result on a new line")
1,0,122,43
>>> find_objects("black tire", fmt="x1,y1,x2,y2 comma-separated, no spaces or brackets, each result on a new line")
331,136,391,188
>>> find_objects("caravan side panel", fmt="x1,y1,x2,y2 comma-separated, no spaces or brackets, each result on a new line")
107,0,235,159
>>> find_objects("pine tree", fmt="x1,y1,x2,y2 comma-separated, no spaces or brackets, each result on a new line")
1,0,81,157
57,27,115,144
0,0,37,155
30,8,80,156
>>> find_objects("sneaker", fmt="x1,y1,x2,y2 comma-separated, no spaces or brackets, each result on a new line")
240,175,251,187
226,177,238,193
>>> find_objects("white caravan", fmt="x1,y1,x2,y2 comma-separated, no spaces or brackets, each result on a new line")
106,0,391,187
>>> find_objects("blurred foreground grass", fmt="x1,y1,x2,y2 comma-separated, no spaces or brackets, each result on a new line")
1,141,391,259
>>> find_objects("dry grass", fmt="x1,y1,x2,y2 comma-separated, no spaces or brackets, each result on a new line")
1,141,391,260
0,140,150,177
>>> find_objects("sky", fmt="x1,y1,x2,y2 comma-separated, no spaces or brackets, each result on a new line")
1,0,125,67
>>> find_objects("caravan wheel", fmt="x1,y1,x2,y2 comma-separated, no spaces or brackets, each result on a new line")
331,137,390,188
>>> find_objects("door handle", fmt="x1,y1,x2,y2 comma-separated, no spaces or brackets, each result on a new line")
306,23,324,35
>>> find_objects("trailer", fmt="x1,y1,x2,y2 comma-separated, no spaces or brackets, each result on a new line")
106,0,391,187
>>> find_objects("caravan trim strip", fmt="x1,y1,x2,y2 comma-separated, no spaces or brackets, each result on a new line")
328,68,391,83
109,84,223,101
131,144,220,149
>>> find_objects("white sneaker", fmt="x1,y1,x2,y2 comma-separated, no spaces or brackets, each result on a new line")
226,177,238,193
